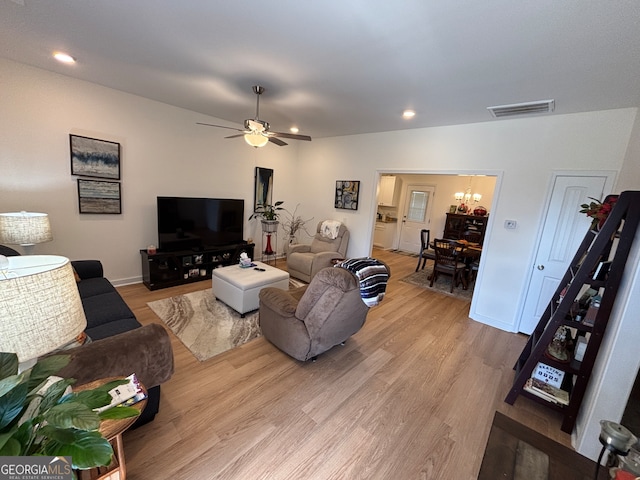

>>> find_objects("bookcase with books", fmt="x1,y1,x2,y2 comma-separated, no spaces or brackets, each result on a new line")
505,191,640,433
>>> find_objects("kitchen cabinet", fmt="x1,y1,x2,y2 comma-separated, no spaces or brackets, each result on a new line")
378,176,399,206
373,221,397,249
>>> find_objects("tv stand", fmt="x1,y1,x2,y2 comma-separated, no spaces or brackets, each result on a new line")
140,242,255,290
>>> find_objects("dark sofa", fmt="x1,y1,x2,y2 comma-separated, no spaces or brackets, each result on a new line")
70,260,169,426
0,246,173,427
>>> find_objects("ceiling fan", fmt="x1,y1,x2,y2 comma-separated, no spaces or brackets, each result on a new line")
197,85,312,147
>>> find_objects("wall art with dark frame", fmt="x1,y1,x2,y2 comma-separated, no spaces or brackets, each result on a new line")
254,167,274,211
77,179,122,214
70,134,121,180
335,180,360,210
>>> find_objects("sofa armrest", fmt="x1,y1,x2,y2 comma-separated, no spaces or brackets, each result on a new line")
71,260,104,280
259,287,301,318
54,323,174,389
288,244,311,255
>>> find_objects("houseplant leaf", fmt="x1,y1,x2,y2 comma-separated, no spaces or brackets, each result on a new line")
99,406,140,420
44,402,101,431
64,389,113,410
40,428,113,469
0,433,21,456
27,355,70,391
0,352,18,379
0,382,28,430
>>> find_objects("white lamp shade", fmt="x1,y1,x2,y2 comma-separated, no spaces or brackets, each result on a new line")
0,212,52,246
0,255,87,363
244,132,269,147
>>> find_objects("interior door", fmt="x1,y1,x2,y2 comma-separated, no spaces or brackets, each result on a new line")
398,185,435,252
518,175,608,334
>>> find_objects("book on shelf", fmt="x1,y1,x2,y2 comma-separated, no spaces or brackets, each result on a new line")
524,377,570,406
95,373,147,413
592,261,612,281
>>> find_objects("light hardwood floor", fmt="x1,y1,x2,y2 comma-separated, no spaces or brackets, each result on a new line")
119,249,569,479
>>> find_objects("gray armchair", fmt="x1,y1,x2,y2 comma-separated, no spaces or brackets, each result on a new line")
258,266,369,361
286,221,349,282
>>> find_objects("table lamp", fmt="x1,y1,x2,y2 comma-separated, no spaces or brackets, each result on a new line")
0,211,53,254
0,255,87,369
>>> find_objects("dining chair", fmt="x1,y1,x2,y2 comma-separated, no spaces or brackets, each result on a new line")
415,229,436,272
462,230,483,244
430,238,468,292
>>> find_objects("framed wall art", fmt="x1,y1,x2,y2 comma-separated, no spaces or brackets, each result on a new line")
254,167,274,211
335,180,360,210
77,179,122,214
70,134,121,180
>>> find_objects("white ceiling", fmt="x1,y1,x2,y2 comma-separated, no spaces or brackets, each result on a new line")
2,0,640,140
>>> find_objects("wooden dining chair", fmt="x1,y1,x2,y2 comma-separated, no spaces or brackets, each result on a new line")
430,238,468,292
415,229,436,272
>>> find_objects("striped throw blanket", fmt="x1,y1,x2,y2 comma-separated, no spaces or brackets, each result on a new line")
336,257,389,307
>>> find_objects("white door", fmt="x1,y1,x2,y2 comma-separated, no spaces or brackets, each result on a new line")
518,175,608,334
398,185,435,252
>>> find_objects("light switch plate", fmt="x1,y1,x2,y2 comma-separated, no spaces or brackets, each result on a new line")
504,219,517,229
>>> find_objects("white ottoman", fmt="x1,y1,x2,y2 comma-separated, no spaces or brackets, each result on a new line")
211,261,290,316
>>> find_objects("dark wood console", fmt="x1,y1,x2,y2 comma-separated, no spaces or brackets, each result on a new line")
140,243,255,290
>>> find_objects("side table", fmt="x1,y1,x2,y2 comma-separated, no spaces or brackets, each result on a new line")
76,377,147,480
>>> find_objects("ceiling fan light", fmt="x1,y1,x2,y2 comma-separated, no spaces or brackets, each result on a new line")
244,133,268,148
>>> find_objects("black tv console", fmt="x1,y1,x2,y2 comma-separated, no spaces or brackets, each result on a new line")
140,242,255,290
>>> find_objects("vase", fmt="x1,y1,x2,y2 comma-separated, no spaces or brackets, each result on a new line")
264,233,275,255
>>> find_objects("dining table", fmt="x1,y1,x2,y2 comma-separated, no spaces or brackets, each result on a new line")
430,239,482,288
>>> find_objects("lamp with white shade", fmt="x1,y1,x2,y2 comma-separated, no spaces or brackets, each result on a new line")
0,211,52,254
0,255,87,369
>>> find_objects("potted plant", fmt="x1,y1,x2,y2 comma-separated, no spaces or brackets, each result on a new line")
280,204,313,254
579,195,618,231
249,200,284,233
0,352,139,470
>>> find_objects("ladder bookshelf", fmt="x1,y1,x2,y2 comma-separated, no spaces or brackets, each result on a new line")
505,191,640,433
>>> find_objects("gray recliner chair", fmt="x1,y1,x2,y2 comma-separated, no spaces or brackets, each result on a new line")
258,266,369,361
286,221,349,283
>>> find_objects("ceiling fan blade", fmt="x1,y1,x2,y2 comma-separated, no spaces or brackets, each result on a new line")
269,131,312,141
268,137,288,146
196,122,244,132
224,134,246,139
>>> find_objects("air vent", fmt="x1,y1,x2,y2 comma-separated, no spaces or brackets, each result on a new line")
487,99,555,118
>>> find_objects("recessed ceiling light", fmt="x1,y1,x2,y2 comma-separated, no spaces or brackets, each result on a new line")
290,127,299,134
53,52,76,64
402,110,416,118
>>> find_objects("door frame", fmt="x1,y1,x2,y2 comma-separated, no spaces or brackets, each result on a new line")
371,168,503,319
514,169,618,333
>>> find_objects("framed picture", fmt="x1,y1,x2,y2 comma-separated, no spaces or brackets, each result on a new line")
77,179,121,214
254,167,273,211
70,134,121,180
335,180,360,210
449,205,458,213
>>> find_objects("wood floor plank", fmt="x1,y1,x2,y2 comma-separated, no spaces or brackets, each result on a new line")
118,248,574,479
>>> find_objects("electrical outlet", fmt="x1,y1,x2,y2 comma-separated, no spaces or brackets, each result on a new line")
504,219,517,229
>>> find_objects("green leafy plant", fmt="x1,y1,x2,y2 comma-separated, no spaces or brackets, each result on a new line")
249,200,284,222
579,195,618,230
280,204,313,237
0,352,140,470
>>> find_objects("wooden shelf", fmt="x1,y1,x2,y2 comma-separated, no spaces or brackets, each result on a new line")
505,191,640,433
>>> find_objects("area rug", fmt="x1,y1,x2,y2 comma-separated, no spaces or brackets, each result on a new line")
147,289,260,361
400,266,473,301
147,278,307,362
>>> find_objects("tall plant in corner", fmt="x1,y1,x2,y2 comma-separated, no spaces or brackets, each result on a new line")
0,352,139,470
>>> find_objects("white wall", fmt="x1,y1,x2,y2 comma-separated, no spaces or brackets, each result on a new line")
0,58,299,283
296,110,636,331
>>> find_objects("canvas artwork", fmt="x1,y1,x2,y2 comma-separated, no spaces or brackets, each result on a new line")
254,167,274,211
77,179,121,214
335,180,360,210
70,134,121,180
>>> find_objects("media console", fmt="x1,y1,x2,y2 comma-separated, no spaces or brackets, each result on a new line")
140,242,255,290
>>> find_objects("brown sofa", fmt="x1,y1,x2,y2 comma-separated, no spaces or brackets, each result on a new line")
258,266,369,361
286,221,349,283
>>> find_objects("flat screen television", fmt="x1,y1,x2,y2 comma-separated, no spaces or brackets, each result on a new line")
157,197,244,251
